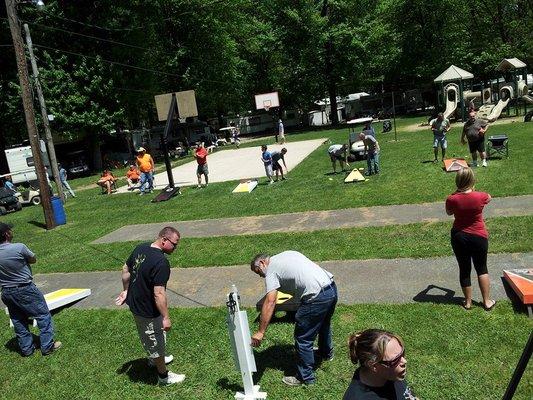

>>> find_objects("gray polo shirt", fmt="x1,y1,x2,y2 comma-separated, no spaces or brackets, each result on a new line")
265,251,334,301
0,242,34,288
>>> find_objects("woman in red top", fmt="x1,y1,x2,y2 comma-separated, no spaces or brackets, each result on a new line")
445,167,496,311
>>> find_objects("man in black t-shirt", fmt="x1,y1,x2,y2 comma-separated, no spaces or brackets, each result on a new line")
115,226,185,386
272,148,288,181
461,109,489,168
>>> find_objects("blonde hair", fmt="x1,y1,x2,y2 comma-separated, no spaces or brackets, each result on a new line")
455,167,475,192
348,329,403,368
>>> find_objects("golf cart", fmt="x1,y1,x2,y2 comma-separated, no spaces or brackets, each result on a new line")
0,187,22,215
16,187,41,206
347,117,374,160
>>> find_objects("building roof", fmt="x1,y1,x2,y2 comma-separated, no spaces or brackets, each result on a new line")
434,65,474,83
497,58,527,71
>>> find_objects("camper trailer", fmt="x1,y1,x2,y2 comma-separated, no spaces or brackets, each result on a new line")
4,141,51,186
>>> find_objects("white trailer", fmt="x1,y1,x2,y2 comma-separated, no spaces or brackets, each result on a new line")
4,141,50,185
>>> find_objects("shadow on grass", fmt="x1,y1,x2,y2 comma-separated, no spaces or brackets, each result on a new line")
254,344,295,382
27,220,47,229
216,377,245,393
116,358,157,385
420,160,436,164
500,277,530,316
4,334,40,355
412,284,462,305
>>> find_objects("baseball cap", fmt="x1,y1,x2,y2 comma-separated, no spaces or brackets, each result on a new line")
0,222,13,237
137,147,146,152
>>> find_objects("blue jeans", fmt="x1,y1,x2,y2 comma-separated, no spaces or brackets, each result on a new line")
366,151,380,174
294,282,337,383
1,283,55,355
139,171,153,193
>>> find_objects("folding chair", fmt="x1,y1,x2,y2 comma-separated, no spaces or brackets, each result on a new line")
486,134,509,159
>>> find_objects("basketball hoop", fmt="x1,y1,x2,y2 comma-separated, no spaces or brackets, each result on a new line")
264,105,270,113
263,99,272,112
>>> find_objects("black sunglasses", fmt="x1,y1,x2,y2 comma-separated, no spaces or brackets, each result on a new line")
164,237,178,248
378,348,405,368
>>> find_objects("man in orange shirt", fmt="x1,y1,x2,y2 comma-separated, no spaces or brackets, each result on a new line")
136,147,154,195
97,170,117,195
194,142,209,188
126,165,140,190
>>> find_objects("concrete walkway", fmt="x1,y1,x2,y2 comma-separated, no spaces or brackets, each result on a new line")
93,194,533,244
10,252,531,310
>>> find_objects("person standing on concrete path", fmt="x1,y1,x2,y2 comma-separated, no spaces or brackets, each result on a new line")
328,144,350,173
115,226,185,386
261,145,274,184
0,222,62,357
136,147,155,195
57,163,76,198
272,148,288,181
445,167,496,311
250,250,337,386
278,119,286,144
343,329,416,400
359,133,380,175
461,110,489,167
429,112,450,162
194,142,209,188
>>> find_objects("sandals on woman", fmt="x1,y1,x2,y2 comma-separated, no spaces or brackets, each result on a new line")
483,300,496,311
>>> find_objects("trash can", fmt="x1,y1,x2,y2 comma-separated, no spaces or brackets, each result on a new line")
51,196,67,225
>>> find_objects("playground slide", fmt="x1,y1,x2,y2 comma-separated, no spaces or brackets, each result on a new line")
486,85,513,122
522,94,533,104
443,84,458,119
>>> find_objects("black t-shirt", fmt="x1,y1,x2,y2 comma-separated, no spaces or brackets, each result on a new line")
343,369,417,400
125,243,171,318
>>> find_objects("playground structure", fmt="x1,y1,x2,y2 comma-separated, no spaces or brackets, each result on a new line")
435,59,531,122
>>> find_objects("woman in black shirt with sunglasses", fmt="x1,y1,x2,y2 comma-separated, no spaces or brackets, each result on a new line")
343,329,418,400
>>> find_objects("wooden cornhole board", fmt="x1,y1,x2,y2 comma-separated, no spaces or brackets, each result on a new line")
443,158,468,172
503,269,533,318
5,288,92,327
256,291,299,313
344,168,368,183
232,179,258,193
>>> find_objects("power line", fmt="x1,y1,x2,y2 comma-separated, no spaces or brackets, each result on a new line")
33,43,182,78
22,20,155,52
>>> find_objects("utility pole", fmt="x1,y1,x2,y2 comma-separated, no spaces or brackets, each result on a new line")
321,0,338,126
24,23,64,202
5,0,55,229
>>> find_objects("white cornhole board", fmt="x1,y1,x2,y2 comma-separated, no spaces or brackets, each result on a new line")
344,168,368,183
227,285,267,400
233,180,258,193
5,288,92,328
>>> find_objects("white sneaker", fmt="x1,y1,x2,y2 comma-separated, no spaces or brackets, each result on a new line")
158,371,185,385
148,355,174,367
482,159,487,167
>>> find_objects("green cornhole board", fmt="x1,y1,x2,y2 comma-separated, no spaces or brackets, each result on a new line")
344,168,368,183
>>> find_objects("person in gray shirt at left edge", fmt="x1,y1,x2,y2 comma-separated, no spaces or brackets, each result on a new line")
0,222,61,356
250,250,337,386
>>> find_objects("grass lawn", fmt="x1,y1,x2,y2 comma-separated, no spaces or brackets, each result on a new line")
0,302,531,400
15,215,532,273
0,117,530,273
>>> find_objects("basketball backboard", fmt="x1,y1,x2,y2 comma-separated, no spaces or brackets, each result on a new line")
255,91,280,111
155,90,198,121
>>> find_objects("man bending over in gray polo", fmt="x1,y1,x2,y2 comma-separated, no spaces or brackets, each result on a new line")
250,250,338,386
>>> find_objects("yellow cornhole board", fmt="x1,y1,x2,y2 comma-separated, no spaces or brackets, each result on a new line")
256,291,300,312
232,179,258,193
344,168,368,183
5,288,91,328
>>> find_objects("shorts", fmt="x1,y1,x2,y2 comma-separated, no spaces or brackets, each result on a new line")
264,164,273,177
468,138,485,153
329,152,344,162
197,163,209,175
433,135,447,149
273,161,283,171
133,314,166,358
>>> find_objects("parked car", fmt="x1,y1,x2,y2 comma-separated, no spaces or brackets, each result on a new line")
0,187,22,215
65,150,90,178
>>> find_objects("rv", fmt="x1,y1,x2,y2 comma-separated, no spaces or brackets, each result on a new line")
4,141,51,186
